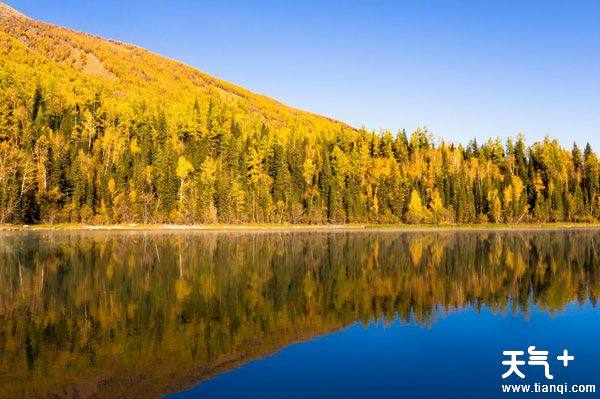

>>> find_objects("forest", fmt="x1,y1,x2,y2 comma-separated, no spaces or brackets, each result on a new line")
2,84,599,225
1,4,600,225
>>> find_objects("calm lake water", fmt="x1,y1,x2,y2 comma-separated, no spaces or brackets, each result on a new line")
0,229,599,398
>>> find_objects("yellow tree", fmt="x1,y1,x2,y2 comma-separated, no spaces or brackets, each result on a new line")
487,189,502,223
429,189,446,223
405,189,427,224
230,180,246,222
303,158,317,218
503,176,527,222
176,155,194,207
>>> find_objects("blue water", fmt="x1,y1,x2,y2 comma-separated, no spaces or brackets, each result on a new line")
2,230,599,398
169,303,600,398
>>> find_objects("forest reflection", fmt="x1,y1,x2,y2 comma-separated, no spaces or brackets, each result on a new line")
0,230,599,398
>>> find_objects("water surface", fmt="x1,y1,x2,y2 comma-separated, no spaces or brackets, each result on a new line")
0,229,599,398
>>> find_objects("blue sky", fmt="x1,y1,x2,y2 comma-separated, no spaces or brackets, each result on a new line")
7,0,600,149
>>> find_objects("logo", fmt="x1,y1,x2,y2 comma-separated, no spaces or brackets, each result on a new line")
502,346,574,380
499,346,595,395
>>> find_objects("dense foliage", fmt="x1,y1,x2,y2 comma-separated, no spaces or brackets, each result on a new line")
1,5,600,225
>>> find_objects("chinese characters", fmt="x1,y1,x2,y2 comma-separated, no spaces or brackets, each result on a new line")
502,347,574,379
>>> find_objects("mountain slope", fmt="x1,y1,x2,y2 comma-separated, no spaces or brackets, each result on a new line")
0,2,357,224
0,2,599,225
0,2,349,135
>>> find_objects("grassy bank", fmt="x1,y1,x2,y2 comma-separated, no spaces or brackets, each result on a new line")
2,222,600,232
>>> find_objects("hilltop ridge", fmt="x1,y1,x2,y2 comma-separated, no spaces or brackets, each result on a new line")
0,1,28,19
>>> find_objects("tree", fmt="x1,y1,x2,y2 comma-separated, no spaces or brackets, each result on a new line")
503,176,527,223
405,189,427,224
199,156,218,221
583,144,600,216
429,189,447,223
176,155,194,208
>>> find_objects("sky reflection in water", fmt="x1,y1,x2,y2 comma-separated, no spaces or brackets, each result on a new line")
171,302,600,398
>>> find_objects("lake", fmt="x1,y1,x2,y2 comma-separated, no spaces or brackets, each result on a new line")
0,229,599,398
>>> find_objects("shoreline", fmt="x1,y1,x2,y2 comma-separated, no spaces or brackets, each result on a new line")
2,222,600,232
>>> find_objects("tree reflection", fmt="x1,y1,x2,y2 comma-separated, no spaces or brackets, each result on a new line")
0,230,598,398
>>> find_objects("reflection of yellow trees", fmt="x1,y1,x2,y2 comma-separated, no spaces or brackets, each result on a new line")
408,234,425,265
0,230,599,397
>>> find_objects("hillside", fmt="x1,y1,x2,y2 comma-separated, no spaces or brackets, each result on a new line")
0,2,348,133
0,2,599,225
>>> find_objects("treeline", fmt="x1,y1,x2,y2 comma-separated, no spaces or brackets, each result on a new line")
1,86,600,225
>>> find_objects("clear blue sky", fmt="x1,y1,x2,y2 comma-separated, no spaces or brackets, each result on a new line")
7,0,600,149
